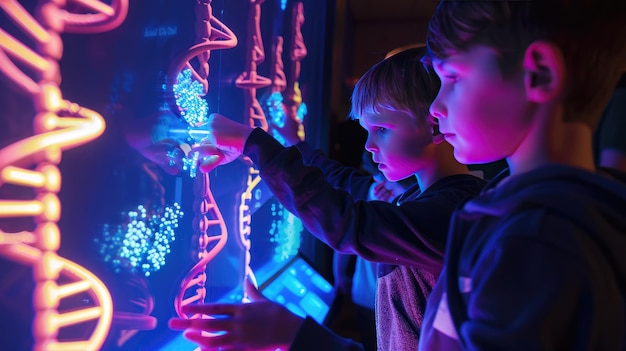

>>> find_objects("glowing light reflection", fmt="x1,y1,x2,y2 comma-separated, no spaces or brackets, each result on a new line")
269,202,302,262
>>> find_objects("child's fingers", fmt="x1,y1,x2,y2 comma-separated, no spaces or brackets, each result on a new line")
244,277,266,302
198,155,222,173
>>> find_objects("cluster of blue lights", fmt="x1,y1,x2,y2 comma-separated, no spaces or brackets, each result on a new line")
182,150,200,178
268,202,303,262
265,91,308,146
266,92,288,146
171,68,216,178
96,203,184,276
267,92,286,128
172,68,209,126
296,101,307,123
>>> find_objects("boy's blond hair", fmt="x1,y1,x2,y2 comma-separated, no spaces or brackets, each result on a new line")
350,45,440,126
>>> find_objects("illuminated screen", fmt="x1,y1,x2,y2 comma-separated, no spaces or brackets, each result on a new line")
259,253,335,324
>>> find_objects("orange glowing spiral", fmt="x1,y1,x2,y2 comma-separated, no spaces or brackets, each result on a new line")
284,1,307,111
166,0,238,117
0,1,129,350
235,0,272,131
174,172,229,318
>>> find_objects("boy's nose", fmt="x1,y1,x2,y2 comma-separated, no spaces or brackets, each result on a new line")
364,137,377,152
429,96,447,120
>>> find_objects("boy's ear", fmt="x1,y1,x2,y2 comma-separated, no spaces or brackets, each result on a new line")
523,41,566,103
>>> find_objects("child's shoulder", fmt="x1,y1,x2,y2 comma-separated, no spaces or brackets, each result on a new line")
461,167,626,260
433,173,487,195
466,165,626,227
408,174,487,206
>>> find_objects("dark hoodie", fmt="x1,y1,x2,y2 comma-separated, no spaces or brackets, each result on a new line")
419,165,626,351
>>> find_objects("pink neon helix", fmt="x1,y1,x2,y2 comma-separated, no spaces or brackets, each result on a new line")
166,0,238,319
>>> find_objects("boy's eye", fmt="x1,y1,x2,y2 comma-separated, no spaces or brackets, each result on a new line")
377,127,387,133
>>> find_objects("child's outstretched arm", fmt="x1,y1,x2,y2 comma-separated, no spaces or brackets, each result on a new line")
193,114,471,272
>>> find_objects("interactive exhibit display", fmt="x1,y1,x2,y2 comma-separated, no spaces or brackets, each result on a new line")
0,1,335,349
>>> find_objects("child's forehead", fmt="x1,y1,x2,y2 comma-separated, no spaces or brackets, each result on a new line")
359,108,413,125
432,53,469,68
432,46,500,71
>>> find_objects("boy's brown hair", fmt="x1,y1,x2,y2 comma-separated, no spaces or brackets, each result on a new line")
426,1,626,129
350,45,440,125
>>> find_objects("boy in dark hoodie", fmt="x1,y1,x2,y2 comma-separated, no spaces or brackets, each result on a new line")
169,46,486,350
419,1,626,350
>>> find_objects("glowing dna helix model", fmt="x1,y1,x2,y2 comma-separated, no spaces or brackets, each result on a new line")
284,1,308,131
257,1,307,262
265,30,289,145
266,1,307,146
0,0,129,350
166,0,238,319
235,0,273,296
236,0,272,131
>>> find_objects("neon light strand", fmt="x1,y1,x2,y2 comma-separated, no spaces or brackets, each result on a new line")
284,2,308,140
269,35,287,94
165,1,237,317
265,35,288,143
265,2,308,145
0,1,129,349
165,0,238,117
234,0,274,300
235,0,272,131
263,1,308,257
238,167,263,292
166,0,238,180
175,172,228,318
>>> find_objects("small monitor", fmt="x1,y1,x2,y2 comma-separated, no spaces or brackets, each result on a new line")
258,253,335,325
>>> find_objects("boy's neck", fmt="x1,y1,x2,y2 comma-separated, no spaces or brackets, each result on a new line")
415,143,472,190
507,106,595,176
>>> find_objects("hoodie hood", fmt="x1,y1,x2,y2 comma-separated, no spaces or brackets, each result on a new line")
462,164,626,290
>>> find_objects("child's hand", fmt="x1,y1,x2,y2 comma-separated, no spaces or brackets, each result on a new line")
369,181,396,202
168,279,304,351
192,142,239,173
192,113,255,172
205,113,254,152
368,175,407,202
139,138,186,175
